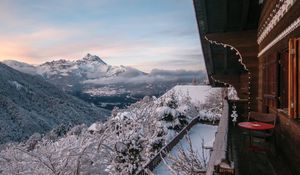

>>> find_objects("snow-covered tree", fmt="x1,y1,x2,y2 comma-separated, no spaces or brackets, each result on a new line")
198,90,223,122
0,86,223,175
162,136,207,175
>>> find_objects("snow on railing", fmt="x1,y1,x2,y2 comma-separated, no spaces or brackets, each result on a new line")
136,117,201,175
206,100,230,175
136,99,228,175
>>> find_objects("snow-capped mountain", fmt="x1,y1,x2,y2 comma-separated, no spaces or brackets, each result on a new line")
2,54,206,109
3,54,146,91
0,63,109,144
37,53,141,80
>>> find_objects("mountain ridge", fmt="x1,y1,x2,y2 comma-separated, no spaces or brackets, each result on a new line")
2,54,206,110
3,54,146,91
0,63,109,144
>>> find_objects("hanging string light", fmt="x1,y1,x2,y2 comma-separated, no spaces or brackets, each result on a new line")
204,36,252,121
210,75,241,124
210,76,239,123
210,75,230,87
204,36,249,71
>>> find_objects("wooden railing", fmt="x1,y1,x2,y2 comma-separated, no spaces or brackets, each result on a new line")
206,100,229,175
136,100,229,175
136,116,200,175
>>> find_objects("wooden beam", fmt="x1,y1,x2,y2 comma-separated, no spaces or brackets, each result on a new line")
206,30,257,48
223,0,228,32
212,74,240,88
241,0,250,30
193,0,216,85
297,38,300,118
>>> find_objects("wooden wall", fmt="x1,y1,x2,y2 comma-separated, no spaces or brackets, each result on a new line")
274,111,300,175
257,0,300,173
207,30,259,111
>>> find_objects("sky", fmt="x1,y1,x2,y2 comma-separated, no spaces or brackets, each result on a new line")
0,0,204,72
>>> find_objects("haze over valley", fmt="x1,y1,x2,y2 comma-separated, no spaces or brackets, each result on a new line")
3,54,206,109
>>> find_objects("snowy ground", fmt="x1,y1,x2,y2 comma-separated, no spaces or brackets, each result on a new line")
167,85,223,105
153,123,218,175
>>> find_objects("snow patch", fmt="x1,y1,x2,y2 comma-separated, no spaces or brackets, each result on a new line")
88,123,103,133
8,81,23,90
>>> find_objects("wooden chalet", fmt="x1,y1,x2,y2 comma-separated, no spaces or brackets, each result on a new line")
193,0,300,174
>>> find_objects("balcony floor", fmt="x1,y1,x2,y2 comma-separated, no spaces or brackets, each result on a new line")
229,123,294,175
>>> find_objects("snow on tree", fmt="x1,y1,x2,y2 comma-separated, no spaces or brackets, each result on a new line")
0,126,114,175
0,85,224,175
227,86,239,100
106,133,144,174
198,90,224,122
162,136,207,175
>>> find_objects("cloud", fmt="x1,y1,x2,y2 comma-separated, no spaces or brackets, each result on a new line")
150,69,204,77
83,68,206,85
0,28,83,63
130,52,206,73
0,0,205,72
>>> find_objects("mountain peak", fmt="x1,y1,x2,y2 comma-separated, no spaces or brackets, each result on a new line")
82,54,107,65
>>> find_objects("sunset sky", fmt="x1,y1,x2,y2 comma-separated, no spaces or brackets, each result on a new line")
0,0,204,72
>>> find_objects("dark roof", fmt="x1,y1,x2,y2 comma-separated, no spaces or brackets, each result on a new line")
193,0,261,85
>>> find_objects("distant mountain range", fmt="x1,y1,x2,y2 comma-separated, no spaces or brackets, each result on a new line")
0,63,109,144
3,54,206,109
3,54,146,91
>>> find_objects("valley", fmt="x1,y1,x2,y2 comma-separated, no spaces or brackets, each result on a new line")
3,54,206,110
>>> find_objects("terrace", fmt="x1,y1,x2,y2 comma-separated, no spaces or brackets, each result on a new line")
225,100,293,175
206,99,293,175
191,0,300,174
136,93,293,175
137,0,299,174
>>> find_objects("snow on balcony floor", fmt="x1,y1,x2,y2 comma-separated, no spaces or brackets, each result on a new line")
153,123,218,175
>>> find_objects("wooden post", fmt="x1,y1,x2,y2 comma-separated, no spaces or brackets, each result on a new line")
288,39,297,118
214,159,235,175
297,39,300,118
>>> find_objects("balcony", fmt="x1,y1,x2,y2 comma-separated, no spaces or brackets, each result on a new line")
136,96,293,175
222,100,293,175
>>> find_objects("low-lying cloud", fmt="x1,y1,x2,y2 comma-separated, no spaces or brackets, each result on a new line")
83,68,206,85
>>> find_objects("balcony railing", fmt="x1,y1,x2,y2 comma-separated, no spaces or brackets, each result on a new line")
206,100,230,175
136,116,201,175
137,99,231,175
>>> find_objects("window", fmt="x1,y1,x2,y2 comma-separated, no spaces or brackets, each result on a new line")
278,49,288,111
263,53,278,109
262,38,300,118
